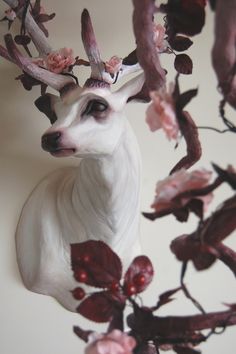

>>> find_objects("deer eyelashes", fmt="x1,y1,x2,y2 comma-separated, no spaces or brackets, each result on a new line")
82,99,109,120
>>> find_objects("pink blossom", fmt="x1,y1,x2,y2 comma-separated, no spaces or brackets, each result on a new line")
85,330,136,354
153,24,167,52
5,8,16,21
146,86,179,140
45,48,75,74
105,56,122,75
152,168,213,212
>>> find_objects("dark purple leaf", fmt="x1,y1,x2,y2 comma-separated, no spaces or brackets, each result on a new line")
16,72,42,91
170,234,200,263
212,163,236,190
169,36,193,52
73,325,92,342
71,241,122,288
124,256,154,294
34,94,57,124
202,195,236,245
173,207,190,222
177,88,198,110
171,195,236,270
77,291,118,323
155,287,181,310
37,13,56,23
74,57,90,67
165,0,206,37
14,35,31,46
32,0,41,16
174,54,193,75
187,199,203,219
192,252,216,271
123,49,138,65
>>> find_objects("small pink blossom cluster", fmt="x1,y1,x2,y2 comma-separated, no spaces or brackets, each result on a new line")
152,168,213,212
45,48,75,73
146,84,179,140
5,8,16,21
105,56,123,75
85,330,136,354
33,48,75,74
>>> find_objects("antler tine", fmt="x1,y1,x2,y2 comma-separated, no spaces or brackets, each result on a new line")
132,0,166,91
3,0,52,56
4,34,74,91
81,9,105,81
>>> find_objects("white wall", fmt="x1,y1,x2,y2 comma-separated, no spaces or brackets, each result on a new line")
0,1,235,353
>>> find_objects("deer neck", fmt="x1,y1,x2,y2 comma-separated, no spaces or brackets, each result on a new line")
72,121,141,258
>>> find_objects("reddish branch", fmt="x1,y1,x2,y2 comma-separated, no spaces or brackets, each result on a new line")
132,0,166,92
170,111,202,174
216,243,236,277
128,308,236,341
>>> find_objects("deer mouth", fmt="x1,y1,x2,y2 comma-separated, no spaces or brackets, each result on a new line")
50,148,76,157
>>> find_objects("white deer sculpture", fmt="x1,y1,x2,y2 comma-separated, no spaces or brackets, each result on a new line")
0,3,146,311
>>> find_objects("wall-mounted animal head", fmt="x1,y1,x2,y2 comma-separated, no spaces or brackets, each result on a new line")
37,74,144,158
0,4,149,159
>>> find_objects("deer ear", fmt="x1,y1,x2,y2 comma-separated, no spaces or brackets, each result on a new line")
34,93,59,124
115,73,146,104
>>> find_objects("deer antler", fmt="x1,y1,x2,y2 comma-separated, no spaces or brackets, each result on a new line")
81,9,142,87
4,34,74,91
0,0,75,91
3,0,51,56
81,9,105,82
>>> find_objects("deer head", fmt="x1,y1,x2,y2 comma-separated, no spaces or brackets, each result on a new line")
0,3,148,158
39,73,144,158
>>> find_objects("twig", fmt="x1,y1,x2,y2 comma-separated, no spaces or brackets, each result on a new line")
180,262,206,314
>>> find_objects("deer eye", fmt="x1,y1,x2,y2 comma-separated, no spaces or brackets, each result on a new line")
83,99,108,117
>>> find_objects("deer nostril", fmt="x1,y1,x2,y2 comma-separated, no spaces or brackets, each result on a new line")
41,131,62,151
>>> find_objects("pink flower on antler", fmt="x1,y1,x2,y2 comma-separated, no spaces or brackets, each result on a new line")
153,24,167,52
152,168,213,212
85,330,136,354
105,56,122,75
5,8,16,21
45,48,75,74
146,85,179,141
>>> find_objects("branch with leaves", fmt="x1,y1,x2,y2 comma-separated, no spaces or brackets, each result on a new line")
1,1,236,354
